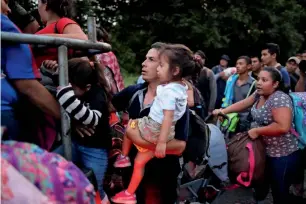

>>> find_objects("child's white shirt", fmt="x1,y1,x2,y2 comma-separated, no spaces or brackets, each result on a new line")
149,82,188,124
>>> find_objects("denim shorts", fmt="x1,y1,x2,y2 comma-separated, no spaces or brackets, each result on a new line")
137,116,175,143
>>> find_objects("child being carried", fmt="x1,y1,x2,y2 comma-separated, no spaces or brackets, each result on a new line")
111,44,199,204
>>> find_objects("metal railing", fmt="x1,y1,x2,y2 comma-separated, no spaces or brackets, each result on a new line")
1,17,111,160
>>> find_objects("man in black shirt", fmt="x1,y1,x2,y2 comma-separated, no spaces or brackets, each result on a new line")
286,56,300,91
251,56,262,80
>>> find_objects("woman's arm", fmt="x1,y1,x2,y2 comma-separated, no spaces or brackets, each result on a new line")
158,110,174,143
221,94,256,114
155,109,179,158
182,79,194,107
40,24,88,40
56,85,101,126
253,107,292,136
295,72,306,92
208,70,217,112
187,89,194,107
14,79,61,120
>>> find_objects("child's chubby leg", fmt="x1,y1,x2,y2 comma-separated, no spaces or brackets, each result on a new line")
124,120,186,156
125,119,156,149
122,120,136,156
125,119,142,141
111,151,154,204
127,151,155,194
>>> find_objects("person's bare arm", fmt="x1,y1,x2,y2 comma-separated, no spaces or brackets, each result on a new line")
182,79,194,107
155,110,174,158
207,70,217,112
13,79,61,119
295,73,306,92
214,94,256,115
187,87,194,108
40,24,88,40
254,107,292,136
23,20,40,34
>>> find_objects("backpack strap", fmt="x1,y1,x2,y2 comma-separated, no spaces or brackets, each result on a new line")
127,88,148,111
199,67,208,79
54,18,77,34
246,80,257,98
54,21,59,34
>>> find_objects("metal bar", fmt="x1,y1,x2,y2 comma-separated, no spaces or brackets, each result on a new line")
87,17,100,63
179,178,205,188
87,17,97,42
1,31,111,51
58,45,72,160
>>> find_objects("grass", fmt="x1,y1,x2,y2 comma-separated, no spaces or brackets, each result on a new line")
122,70,139,86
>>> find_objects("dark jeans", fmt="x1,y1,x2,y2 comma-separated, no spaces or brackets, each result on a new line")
1,110,19,140
254,150,301,204
123,147,180,204
138,156,180,204
54,142,108,199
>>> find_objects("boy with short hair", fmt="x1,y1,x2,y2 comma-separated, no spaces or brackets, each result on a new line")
261,43,291,91
222,56,256,132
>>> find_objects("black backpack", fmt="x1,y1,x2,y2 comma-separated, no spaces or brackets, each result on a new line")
183,109,211,165
196,68,210,113
190,82,208,120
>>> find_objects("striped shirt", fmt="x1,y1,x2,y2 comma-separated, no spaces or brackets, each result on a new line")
56,85,102,127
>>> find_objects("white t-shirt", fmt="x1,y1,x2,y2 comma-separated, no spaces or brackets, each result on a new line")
149,82,188,124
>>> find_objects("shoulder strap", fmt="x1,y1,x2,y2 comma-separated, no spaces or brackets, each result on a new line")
54,20,59,34
127,88,147,111
246,80,257,98
199,68,207,79
53,18,76,34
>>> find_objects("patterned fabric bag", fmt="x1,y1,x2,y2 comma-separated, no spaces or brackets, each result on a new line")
1,158,53,204
290,92,306,149
103,123,125,196
1,141,95,204
227,132,266,187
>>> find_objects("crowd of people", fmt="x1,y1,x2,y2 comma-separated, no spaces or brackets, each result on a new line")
1,0,306,204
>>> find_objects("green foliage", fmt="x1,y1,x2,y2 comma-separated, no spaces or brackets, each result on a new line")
108,0,306,68
16,0,306,70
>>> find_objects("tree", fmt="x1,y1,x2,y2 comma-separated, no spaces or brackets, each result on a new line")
110,0,305,69
15,0,306,71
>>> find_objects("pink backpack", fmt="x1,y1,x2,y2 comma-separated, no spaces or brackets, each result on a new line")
1,141,95,204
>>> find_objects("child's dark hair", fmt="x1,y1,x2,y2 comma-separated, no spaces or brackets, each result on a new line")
262,67,288,93
159,44,200,80
237,56,251,65
68,58,115,111
41,0,75,18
